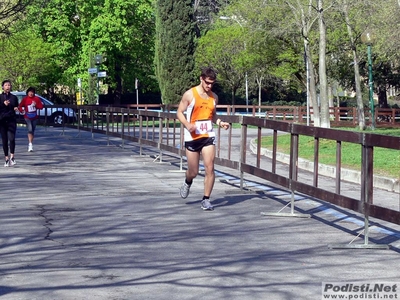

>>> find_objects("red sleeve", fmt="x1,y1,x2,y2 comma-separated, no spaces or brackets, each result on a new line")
18,97,27,112
34,96,44,109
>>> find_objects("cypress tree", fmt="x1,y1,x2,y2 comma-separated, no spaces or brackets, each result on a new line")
154,0,196,104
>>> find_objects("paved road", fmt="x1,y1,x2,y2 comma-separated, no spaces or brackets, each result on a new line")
0,126,399,300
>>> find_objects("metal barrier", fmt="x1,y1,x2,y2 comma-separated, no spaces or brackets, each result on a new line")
63,105,399,248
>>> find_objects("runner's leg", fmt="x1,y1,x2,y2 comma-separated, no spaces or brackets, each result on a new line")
201,144,215,197
0,123,9,158
185,149,200,183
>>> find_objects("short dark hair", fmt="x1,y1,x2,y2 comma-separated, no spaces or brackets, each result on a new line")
200,67,217,80
26,87,36,95
2,80,11,87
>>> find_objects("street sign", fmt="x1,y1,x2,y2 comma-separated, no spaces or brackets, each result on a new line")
97,71,107,78
88,67,98,74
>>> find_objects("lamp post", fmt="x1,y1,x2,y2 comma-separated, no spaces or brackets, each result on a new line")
135,78,139,107
361,31,375,129
220,16,249,114
94,54,103,105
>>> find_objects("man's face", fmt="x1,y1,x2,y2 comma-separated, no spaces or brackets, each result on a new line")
201,77,215,92
2,82,11,93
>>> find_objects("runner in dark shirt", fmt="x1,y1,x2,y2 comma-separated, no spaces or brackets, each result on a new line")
0,80,19,167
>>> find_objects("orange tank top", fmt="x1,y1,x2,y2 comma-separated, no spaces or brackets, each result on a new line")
184,87,216,141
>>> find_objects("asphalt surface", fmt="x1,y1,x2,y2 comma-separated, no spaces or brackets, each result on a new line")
0,125,399,300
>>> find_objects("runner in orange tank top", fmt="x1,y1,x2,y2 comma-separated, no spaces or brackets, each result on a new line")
176,67,230,211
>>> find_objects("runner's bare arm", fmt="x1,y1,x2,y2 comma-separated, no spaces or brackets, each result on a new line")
212,93,229,130
177,89,196,132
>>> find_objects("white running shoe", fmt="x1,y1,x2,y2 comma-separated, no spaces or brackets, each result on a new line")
4,160,9,167
180,182,191,199
201,199,214,211
9,158,16,166
28,143,33,152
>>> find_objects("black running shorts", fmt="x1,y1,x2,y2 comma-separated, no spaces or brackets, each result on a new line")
185,137,215,152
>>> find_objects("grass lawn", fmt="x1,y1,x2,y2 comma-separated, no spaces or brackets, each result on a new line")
259,127,400,179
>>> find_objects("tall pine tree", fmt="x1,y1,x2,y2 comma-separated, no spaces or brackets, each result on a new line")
154,0,196,104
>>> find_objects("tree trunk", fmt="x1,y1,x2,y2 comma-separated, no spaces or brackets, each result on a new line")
113,60,122,106
352,59,366,129
287,0,320,126
335,82,340,107
378,86,388,108
343,0,365,130
328,85,334,107
256,75,263,115
318,0,330,128
304,41,320,127
299,1,320,127
231,88,236,114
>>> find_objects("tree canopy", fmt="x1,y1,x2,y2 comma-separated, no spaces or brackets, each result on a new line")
8,0,156,104
0,0,399,116
0,28,59,93
154,0,197,104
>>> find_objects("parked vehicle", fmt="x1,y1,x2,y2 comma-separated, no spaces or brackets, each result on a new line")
12,91,76,125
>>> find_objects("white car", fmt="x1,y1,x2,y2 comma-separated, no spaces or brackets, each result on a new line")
13,91,77,125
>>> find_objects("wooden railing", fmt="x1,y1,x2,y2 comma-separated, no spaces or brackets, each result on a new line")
123,104,400,128
60,105,399,224
34,104,400,247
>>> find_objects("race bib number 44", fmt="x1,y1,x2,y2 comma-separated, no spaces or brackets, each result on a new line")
195,120,214,136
